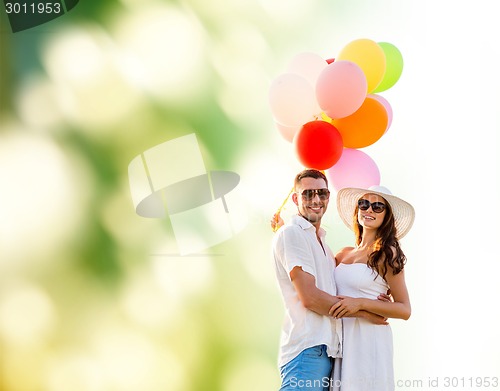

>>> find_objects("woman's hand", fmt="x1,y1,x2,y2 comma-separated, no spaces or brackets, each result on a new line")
328,296,363,318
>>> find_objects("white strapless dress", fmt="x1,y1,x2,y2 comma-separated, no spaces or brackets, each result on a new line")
334,263,395,391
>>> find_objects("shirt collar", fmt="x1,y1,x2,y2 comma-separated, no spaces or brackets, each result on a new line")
290,215,326,238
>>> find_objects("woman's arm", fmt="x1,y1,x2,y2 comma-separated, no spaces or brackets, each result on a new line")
291,266,389,324
329,268,411,320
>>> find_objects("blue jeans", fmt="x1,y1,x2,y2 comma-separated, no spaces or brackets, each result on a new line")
279,345,332,390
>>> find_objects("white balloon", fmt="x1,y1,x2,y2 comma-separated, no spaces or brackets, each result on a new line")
287,52,328,89
275,122,301,143
268,73,321,127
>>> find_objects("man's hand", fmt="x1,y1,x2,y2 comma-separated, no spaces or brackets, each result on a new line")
271,212,284,232
377,289,393,302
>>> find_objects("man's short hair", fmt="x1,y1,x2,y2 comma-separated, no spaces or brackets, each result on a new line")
294,169,328,190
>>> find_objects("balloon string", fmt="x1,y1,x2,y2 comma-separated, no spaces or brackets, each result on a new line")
272,186,294,232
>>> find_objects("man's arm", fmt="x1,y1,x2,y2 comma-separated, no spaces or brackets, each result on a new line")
290,266,388,325
290,266,340,316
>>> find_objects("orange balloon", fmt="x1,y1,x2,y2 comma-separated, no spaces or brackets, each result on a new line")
332,97,388,148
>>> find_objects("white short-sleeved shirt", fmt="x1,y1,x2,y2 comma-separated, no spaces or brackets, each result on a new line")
273,215,342,367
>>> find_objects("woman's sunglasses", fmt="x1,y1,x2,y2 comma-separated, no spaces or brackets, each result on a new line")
358,198,386,213
297,188,330,201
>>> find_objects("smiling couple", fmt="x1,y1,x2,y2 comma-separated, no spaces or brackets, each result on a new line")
272,169,415,391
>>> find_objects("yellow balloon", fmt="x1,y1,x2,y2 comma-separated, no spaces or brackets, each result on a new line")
337,38,386,93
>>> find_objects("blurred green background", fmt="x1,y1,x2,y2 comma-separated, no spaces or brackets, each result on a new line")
1,1,499,390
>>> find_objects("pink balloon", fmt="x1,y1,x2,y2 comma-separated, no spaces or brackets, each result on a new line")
315,60,367,119
326,148,380,192
269,73,321,127
369,94,393,133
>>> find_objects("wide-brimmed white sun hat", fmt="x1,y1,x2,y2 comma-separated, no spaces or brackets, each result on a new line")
336,186,415,239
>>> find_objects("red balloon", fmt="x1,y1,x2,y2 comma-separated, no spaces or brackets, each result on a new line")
293,120,344,170
326,58,335,64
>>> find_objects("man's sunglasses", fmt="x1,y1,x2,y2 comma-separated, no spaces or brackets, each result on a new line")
357,198,386,213
297,189,330,201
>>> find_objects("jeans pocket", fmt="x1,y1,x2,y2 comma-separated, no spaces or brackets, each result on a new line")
301,345,324,358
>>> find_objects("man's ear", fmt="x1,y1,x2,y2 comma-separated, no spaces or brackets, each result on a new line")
291,192,298,206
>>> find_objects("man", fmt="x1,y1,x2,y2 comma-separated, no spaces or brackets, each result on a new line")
272,169,386,391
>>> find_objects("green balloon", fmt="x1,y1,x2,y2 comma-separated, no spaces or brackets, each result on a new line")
373,42,404,93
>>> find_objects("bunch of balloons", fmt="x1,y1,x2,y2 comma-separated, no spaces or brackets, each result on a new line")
269,38,403,191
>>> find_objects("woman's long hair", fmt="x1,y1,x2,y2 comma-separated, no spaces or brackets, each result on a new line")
352,197,407,280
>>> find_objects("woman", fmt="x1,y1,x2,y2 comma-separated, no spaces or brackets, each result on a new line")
329,186,415,391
